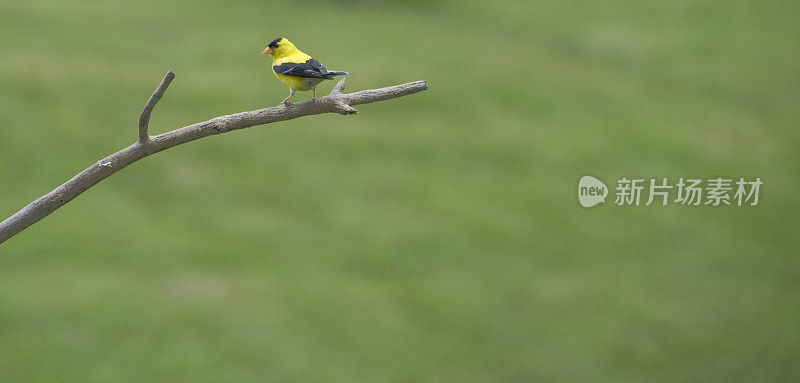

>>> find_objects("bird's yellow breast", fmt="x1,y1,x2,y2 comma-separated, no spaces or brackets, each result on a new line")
274,72,313,91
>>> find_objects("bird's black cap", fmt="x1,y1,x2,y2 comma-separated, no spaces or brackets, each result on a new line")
268,38,282,49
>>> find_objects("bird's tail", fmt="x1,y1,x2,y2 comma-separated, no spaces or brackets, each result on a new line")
326,71,351,76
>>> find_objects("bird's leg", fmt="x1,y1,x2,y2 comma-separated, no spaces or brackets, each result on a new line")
281,88,295,106
312,87,317,100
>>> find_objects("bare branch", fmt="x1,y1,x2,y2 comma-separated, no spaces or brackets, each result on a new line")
0,75,428,244
138,71,175,142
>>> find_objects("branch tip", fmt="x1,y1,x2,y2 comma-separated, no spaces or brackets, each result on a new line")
138,70,176,142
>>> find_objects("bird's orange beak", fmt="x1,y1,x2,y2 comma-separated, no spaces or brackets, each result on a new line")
262,47,273,55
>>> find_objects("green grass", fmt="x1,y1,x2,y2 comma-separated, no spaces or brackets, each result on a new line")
1,0,799,381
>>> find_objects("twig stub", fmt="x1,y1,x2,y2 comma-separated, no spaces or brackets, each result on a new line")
138,70,175,142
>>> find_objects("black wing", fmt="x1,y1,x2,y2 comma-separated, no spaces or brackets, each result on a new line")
306,58,328,74
273,58,331,79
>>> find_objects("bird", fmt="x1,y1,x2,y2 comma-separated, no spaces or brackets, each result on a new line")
262,38,350,106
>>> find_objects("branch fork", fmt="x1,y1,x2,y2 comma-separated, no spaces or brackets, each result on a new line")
0,71,428,244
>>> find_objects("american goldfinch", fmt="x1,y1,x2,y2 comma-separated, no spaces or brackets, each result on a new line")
262,38,350,105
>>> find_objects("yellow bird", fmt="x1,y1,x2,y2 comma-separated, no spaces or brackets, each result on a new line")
262,38,350,105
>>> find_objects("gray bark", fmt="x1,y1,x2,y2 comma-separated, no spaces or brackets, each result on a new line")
0,72,428,244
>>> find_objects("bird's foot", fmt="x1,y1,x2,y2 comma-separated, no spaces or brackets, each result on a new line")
281,99,292,107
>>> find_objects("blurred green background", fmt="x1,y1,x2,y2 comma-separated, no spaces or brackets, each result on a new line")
1,0,799,381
